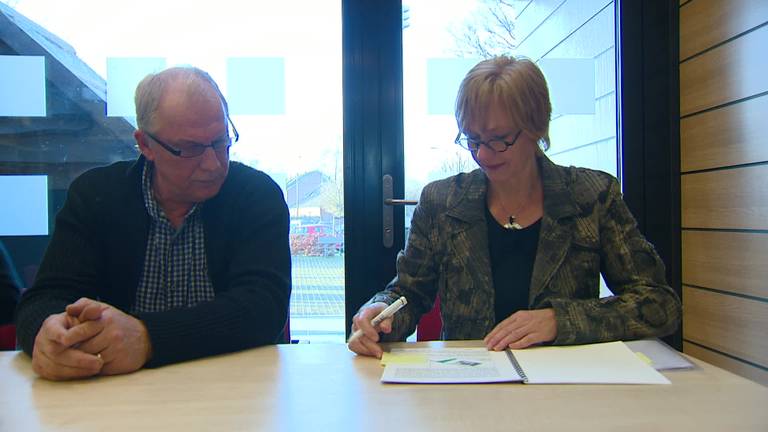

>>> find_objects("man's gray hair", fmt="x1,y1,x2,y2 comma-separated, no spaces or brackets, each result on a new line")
134,66,230,132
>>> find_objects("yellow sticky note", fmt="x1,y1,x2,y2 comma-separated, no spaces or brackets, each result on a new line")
635,352,653,366
380,352,428,366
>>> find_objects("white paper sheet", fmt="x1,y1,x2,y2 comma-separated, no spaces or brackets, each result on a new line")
625,339,694,371
511,341,671,384
381,348,523,384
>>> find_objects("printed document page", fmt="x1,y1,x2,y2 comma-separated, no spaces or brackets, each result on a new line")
381,347,523,384
511,341,671,384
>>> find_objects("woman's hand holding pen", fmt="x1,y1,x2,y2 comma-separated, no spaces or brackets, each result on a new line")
348,302,392,358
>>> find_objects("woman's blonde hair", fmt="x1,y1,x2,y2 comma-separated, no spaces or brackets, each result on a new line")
455,56,552,150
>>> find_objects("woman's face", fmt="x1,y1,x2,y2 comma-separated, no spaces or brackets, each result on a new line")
465,104,539,185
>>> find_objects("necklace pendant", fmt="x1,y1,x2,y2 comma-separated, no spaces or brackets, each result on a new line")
503,216,523,230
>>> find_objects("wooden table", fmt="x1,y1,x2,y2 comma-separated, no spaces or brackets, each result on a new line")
1,341,766,431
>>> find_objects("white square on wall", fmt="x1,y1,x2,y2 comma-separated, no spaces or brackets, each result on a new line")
227,57,286,115
0,55,46,117
538,58,596,115
107,57,167,117
0,175,49,236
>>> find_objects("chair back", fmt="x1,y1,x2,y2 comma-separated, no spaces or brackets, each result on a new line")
416,296,442,341
0,324,16,350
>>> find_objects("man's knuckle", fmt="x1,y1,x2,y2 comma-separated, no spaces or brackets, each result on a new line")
55,332,69,346
109,331,124,345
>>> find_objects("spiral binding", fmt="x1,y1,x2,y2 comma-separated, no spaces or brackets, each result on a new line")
505,350,528,382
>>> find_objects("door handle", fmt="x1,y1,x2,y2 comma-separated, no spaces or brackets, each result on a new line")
384,198,419,205
382,175,418,248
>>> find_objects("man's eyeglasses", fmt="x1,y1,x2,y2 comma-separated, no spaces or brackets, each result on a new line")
143,117,240,159
455,129,522,153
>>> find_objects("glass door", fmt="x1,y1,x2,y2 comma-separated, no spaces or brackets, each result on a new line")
403,0,619,220
1,0,623,343
401,0,619,300
0,0,345,342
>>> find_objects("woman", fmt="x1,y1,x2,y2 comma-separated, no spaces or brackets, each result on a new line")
348,56,681,358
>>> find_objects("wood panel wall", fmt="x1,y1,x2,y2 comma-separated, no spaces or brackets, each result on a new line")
680,0,768,386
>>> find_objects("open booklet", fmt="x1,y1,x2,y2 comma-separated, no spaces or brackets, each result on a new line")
380,341,672,384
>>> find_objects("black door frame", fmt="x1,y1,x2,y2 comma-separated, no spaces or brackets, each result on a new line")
342,0,405,335
617,0,682,349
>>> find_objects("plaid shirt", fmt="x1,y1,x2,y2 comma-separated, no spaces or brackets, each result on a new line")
133,163,215,313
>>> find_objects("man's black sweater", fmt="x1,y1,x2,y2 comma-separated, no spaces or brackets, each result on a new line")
16,157,291,367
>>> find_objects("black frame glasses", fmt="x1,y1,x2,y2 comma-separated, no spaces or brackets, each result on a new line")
455,129,523,153
143,115,240,159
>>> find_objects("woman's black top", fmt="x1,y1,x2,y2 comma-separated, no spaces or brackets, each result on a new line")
485,206,541,325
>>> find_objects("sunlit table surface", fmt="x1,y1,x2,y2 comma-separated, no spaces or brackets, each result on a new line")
1,341,766,432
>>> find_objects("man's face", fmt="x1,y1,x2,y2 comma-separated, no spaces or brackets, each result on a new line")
137,84,230,206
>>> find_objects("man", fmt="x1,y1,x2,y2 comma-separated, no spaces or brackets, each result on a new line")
15,67,291,380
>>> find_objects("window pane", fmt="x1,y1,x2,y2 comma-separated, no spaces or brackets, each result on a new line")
0,0,344,342
402,0,617,298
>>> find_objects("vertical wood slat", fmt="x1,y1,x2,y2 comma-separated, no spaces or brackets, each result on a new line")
682,230,768,299
681,165,768,229
683,286,768,369
680,25,768,116
680,0,768,60
681,95,768,172
684,342,768,387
